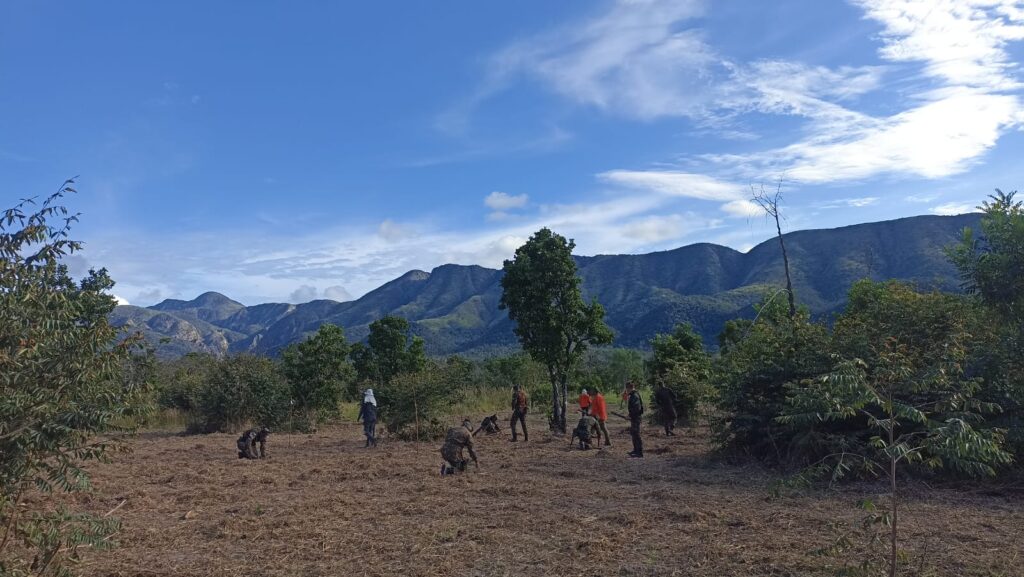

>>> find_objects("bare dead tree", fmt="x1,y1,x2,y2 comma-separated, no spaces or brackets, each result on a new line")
752,181,797,318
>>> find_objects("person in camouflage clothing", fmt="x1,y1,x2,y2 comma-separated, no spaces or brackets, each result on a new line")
440,419,478,475
473,414,501,436
570,413,600,450
236,427,270,459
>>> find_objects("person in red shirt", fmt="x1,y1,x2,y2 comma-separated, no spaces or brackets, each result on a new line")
578,388,592,415
589,387,611,447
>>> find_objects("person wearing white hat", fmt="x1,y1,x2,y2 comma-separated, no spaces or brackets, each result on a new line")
357,389,378,447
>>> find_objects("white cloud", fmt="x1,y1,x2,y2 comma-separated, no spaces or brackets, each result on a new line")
816,197,881,209
377,219,414,242
905,193,939,203
487,0,718,120
696,1,1024,185
621,214,702,244
323,285,353,302
852,0,1024,92
464,0,1024,190
135,288,163,304
930,202,978,215
112,294,130,306
484,191,529,210
289,285,319,303
598,170,743,201
720,199,764,218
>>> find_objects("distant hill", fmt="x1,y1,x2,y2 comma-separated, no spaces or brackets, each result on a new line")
110,213,981,359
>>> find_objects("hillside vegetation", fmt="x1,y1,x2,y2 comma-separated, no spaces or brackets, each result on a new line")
111,213,981,359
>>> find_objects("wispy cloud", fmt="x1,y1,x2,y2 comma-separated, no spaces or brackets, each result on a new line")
598,170,743,201
815,197,881,209
455,0,1024,190
705,0,1024,184
485,191,528,210
83,176,735,304
930,202,978,216
720,199,764,218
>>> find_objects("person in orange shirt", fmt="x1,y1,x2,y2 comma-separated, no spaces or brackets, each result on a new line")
578,388,592,415
589,387,611,447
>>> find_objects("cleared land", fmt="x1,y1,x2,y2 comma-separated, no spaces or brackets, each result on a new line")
70,416,1021,577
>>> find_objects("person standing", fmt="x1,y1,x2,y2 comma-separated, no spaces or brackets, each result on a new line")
357,388,378,448
589,387,611,447
578,388,591,415
510,384,529,442
654,382,678,436
626,381,644,458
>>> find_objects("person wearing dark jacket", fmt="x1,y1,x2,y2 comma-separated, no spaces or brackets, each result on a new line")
357,389,378,447
626,381,644,458
653,382,678,436
510,384,529,442
237,427,270,459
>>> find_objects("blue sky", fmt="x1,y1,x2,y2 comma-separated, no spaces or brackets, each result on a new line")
3,0,1024,305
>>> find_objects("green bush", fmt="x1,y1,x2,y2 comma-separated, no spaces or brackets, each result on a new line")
647,324,714,425
377,362,465,441
713,296,832,462
191,355,291,433
152,352,217,412
281,323,355,422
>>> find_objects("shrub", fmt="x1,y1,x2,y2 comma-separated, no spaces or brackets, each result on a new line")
192,355,290,433
648,324,714,425
713,296,832,462
377,362,465,441
153,352,218,412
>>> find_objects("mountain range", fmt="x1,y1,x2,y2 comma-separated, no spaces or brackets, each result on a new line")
110,213,981,359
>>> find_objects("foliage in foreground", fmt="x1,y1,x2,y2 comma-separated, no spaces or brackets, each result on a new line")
1,182,149,576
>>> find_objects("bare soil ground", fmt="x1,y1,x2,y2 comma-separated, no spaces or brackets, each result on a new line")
72,416,1022,577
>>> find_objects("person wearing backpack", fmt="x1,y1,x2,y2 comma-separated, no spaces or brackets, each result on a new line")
510,384,529,442
626,381,644,458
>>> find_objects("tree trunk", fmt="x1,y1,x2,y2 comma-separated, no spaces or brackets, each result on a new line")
772,211,797,318
550,380,561,433
414,398,420,442
559,374,568,434
889,430,898,577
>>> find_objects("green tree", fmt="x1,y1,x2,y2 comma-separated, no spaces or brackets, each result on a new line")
580,348,645,394
1,181,150,576
377,361,465,441
152,352,218,412
193,355,290,433
281,323,355,423
350,316,426,388
499,228,613,433
713,295,832,460
648,324,713,425
947,190,1024,324
947,190,1024,456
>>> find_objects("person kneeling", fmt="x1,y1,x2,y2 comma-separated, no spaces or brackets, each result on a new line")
570,414,599,450
439,419,478,475
237,427,270,459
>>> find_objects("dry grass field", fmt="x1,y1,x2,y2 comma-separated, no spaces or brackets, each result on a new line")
68,415,1022,577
